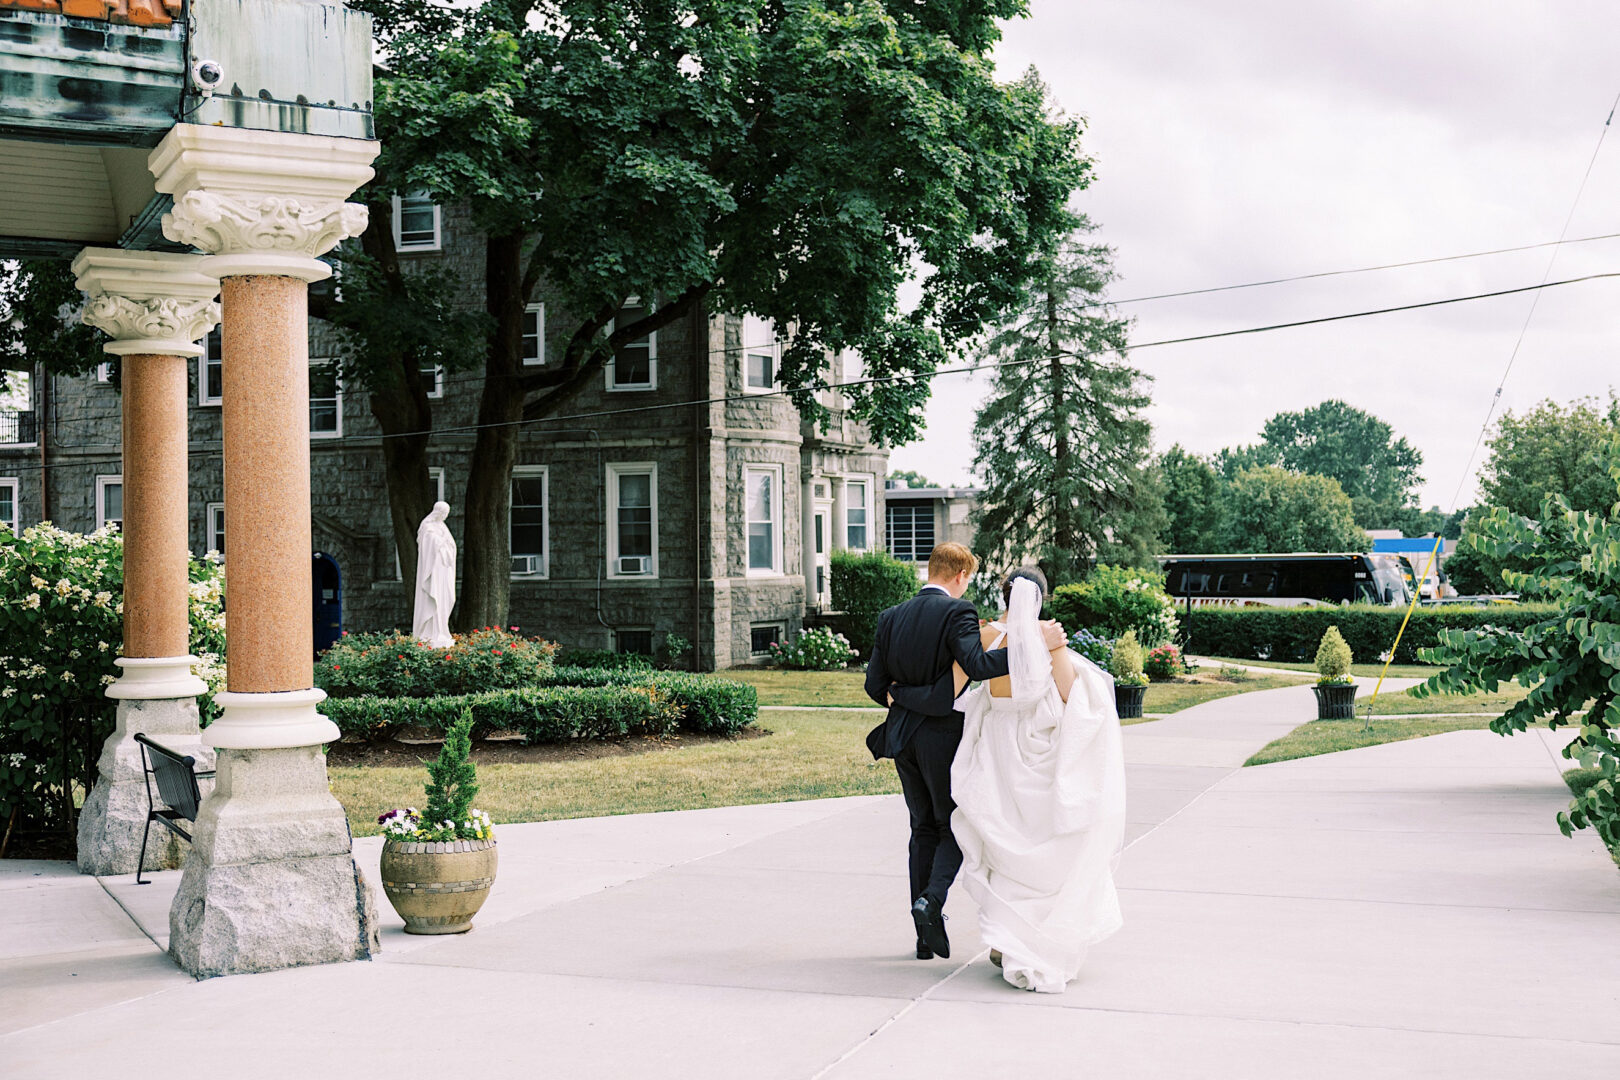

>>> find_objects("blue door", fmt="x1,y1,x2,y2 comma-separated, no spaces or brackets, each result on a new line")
313,552,342,656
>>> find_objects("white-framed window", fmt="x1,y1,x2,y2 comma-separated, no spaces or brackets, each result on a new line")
422,364,444,399
607,462,657,578
742,314,778,393
395,468,446,580
95,361,114,384
845,477,872,550
522,303,546,366
886,503,936,563
0,477,18,535
96,475,123,532
616,628,654,656
392,191,441,252
198,327,222,406
310,360,342,438
205,502,225,561
605,298,657,392
510,466,549,578
745,464,784,575
750,624,783,656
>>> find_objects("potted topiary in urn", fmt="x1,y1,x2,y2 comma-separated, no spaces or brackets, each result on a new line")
377,709,497,934
1111,630,1150,719
1312,626,1358,720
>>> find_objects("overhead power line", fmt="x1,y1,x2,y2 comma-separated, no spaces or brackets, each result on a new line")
9,269,1617,477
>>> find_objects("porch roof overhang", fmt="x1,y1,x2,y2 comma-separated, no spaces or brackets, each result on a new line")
0,0,375,260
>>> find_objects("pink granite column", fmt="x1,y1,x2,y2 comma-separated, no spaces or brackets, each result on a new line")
120,352,192,660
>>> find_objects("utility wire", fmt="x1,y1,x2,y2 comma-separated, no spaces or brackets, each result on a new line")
9,269,1618,477
27,227,1620,432
1364,87,1620,718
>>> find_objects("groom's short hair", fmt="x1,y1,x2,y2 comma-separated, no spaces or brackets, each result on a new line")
928,542,979,581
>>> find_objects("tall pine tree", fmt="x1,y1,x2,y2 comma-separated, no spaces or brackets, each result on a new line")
970,224,1162,584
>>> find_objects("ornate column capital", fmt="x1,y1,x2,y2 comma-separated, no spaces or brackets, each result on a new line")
148,124,381,282
71,248,221,357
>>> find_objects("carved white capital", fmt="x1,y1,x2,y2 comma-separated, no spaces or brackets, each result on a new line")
148,124,380,281
71,248,221,358
164,191,369,282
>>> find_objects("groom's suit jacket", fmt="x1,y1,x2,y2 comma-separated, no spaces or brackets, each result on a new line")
863,587,1011,760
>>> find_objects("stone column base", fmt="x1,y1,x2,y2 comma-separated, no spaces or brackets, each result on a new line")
168,745,378,977
77,695,213,877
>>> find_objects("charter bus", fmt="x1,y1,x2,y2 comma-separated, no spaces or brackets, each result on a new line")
1158,553,1414,608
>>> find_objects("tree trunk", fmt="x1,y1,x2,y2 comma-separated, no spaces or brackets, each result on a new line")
370,383,434,588
454,232,528,632
1047,279,1076,580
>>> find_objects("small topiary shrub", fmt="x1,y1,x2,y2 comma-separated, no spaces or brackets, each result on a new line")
830,549,922,657
1144,643,1183,682
769,626,857,670
1314,626,1354,685
316,627,557,699
1110,630,1148,686
1049,565,1180,649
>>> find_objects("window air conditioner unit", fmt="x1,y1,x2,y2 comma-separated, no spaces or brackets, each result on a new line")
618,555,650,575
511,555,542,575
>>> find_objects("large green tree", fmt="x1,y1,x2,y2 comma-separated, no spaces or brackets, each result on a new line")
1157,444,1223,553
348,0,1089,630
1477,394,1620,518
971,224,1163,583
1256,400,1423,529
1215,466,1369,554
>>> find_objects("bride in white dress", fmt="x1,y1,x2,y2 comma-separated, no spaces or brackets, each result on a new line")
949,567,1127,993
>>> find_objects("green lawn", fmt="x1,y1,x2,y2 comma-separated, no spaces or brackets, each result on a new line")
721,668,877,708
1361,683,1531,716
1245,716,1497,766
1142,675,1302,714
331,708,901,836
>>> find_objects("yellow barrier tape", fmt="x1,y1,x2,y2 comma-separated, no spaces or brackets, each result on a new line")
1364,535,1446,726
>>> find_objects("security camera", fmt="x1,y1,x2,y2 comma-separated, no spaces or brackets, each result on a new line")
191,59,224,97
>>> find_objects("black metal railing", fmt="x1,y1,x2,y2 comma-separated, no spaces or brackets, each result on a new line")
0,410,37,445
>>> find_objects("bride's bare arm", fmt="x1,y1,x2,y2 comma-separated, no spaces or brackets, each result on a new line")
1051,644,1076,703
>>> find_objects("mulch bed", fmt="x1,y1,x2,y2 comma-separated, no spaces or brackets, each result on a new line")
326,726,768,768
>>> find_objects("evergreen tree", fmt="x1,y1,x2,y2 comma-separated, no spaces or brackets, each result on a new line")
424,709,479,829
971,224,1161,584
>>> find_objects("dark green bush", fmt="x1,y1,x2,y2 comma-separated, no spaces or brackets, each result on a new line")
316,628,557,699
324,684,683,743
1183,604,1558,664
553,648,655,672
830,549,920,656
325,671,761,743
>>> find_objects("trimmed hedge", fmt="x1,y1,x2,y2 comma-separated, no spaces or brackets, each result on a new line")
830,549,921,657
1183,604,1558,664
324,672,760,743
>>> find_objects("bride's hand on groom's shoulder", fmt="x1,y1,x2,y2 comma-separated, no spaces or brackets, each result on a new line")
1040,620,1067,651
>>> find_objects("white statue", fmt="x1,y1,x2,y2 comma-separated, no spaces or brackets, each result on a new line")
412,500,456,648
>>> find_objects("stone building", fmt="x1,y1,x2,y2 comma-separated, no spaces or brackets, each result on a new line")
0,200,890,669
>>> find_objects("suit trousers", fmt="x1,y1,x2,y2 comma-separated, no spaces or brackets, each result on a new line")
893,715,965,908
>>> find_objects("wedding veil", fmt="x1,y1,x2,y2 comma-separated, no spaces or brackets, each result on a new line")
1006,576,1054,704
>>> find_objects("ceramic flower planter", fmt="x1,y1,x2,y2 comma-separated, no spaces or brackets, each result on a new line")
1313,683,1358,720
1115,683,1147,719
379,837,498,935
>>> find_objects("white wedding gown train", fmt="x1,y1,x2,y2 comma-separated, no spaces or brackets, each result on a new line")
950,580,1127,993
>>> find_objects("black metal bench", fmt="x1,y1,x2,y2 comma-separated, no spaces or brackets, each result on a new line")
133,733,214,885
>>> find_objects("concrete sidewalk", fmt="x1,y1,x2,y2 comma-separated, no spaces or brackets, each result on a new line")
2,684,1617,1078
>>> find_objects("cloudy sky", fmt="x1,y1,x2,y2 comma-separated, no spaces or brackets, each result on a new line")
888,0,1620,511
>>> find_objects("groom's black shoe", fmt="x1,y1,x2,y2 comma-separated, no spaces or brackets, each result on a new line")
916,937,933,960
911,897,950,959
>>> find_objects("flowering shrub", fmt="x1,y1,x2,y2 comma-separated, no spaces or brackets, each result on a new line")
1144,643,1183,682
1067,627,1114,669
1049,565,1180,649
769,626,857,671
315,627,557,699
0,524,225,854
377,710,494,843
1109,630,1149,687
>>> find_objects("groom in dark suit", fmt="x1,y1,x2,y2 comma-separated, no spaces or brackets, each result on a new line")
864,542,1066,959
